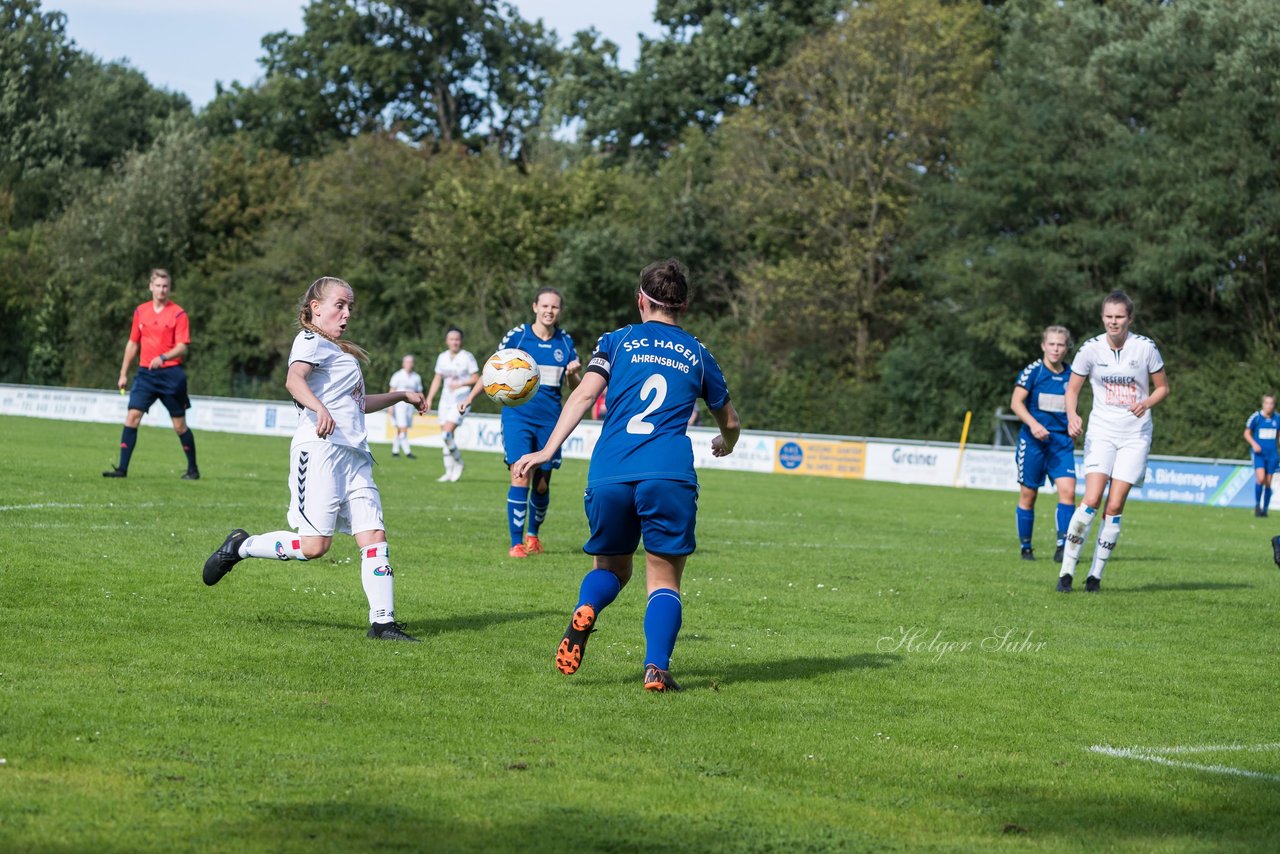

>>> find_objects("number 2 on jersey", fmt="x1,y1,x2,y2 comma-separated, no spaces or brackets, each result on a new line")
626,374,667,435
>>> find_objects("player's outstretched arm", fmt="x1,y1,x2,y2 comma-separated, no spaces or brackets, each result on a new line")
709,401,741,457
512,371,605,479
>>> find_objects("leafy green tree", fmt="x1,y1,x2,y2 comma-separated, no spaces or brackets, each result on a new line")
553,0,845,161
204,0,559,161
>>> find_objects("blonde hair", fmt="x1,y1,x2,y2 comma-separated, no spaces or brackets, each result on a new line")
1042,325,1072,347
150,268,171,284
298,276,369,363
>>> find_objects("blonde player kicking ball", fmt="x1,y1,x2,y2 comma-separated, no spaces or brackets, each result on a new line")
513,260,740,692
424,327,478,482
1058,291,1169,593
202,277,427,641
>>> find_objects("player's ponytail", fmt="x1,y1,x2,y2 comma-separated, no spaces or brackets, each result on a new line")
298,277,370,363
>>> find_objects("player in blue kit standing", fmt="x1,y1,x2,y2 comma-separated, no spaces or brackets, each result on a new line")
1009,325,1076,562
513,259,741,692
1243,394,1279,517
463,288,580,558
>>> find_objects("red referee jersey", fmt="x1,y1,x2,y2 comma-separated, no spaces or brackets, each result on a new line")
130,302,190,367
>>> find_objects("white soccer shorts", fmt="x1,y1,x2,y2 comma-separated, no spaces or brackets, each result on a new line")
1081,431,1151,486
287,442,385,537
437,395,468,427
391,400,416,429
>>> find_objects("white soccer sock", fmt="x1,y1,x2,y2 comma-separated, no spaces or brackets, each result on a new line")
441,446,453,474
240,531,308,561
1059,504,1096,577
443,431,462,463
361,542,395,624
1089,515,1122,580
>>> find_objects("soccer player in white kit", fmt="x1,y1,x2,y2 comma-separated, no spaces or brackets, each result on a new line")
424,327,479,482
1058,291,1169,593
202,277,428,641
388,354,424,459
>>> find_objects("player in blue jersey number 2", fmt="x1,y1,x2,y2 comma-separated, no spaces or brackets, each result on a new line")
1243,394,1279,518
1010,326,1076,563
513,259,741,692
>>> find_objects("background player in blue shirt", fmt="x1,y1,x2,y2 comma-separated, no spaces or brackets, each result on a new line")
1009,325,1076,561
463,288,580,558
513,259,741,692
1244,394,1280,517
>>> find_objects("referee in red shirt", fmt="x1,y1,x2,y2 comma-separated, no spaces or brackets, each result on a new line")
103,269,200,479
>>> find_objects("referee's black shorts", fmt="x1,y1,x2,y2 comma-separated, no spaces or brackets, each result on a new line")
127,365,191,416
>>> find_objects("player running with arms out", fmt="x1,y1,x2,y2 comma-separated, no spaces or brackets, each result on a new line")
424,327,479,482
462,288,580,558
1243,394,1279,518
202,277,428,642
387,354,424,459
1058,291,1169,593
513,259,741,692
103,268,200,480
1010,326,1077,562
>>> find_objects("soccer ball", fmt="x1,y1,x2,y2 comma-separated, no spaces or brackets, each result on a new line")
482,348,540,407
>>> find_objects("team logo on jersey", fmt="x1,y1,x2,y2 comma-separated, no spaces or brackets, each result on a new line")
554,348,564,362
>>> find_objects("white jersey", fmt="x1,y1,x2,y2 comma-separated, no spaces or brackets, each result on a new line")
434,349,478,412
388,368,423,396
288,330,368,452
1071,331,1164,438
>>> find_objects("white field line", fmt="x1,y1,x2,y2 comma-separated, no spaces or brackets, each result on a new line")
1090,744,1280,782
0,502,86,512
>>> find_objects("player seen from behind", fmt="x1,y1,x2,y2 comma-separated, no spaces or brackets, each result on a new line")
1058,291,1169,593
1010,326,1077,562
513,259,741,692
202,276,427,641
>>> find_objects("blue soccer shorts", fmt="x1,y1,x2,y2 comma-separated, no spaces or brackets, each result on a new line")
583,479,699,557
502,416,562,469
127,365,190,416
1016,430,1076,488
1252,451,1280,475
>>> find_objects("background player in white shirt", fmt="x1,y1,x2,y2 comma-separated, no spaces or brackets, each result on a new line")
202,276,428,641
424,327,479,482
388,354,424,459
1058,291,1169,593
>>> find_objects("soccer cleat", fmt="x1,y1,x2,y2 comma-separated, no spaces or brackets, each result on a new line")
102,466,127,478
508,544,528,559
643,664,682,693
1020,546,1035,561
1256,507,1264,517
1085,576,1101,593
182,469,200,480
367,621,421,642
405,452,417,460
436,472,452,482
448,461,464,481
555,604,596,675
1055,573,1073,593
203,529,249,586
1053,544,1065,564
1272,535,1280,568
524,535,543,555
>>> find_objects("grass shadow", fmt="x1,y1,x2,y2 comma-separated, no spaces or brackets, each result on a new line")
674,652,900,689
284,609,560,636
1110,581,1255,594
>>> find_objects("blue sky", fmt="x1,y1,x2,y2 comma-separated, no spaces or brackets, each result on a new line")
49,1,662,108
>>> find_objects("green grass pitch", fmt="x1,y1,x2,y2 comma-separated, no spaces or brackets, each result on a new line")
1,415,1278,851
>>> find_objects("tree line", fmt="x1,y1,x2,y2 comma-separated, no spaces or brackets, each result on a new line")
4,0,1278,458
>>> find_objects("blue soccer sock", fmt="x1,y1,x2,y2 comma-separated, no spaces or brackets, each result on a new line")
576,569,622,614
528,487,549,536
507,485,529,547
1256,482,1264,509
1056,502,1074,546
643,588,683,671
1266,486,1274,513
178,429,197,470
117,426,138,471
1015,507,1034,548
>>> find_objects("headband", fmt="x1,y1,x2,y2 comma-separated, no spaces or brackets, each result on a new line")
640,286,675,308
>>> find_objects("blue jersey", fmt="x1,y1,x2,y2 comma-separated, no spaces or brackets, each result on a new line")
1246,411,1280,456
497,324,578,428
1015,359,1070,435
585,320,730,487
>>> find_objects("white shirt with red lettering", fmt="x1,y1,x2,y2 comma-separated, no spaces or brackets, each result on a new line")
1071,332,1164,439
